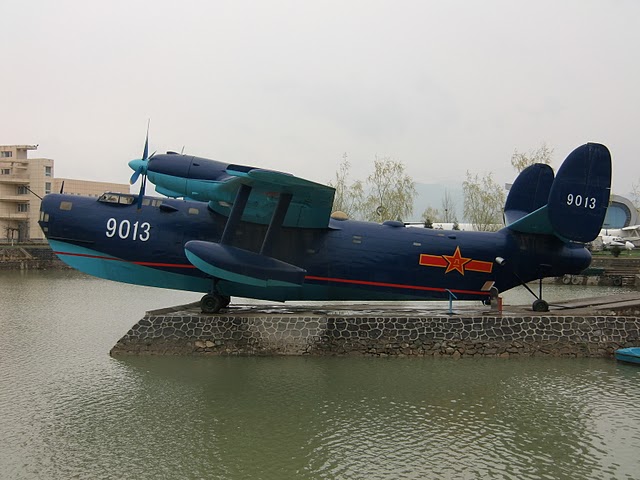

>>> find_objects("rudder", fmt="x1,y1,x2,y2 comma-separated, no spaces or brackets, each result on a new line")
547,143,611,242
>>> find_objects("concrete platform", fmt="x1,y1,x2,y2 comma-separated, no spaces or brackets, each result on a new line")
110,293,640,358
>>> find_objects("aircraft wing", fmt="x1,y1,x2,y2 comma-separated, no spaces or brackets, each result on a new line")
182,167,330,289
201,168,335,228
141,153,336,229
190,166,336,229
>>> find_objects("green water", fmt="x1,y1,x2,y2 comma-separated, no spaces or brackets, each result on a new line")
1,270,639,479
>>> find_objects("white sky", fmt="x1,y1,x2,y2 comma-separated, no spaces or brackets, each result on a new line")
1,0,639,196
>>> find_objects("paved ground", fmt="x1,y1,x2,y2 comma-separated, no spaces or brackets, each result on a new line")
149,293,640,318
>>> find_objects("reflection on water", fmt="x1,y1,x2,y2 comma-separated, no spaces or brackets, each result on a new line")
1,270,639,479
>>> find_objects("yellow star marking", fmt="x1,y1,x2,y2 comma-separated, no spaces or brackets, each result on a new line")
443,246,471,275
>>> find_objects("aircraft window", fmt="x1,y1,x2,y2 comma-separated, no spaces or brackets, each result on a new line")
44,213,49,222
352,235,362,244
59,201,73,211
413,242,422,247
188,208,200,215
143,198,163,207
98,193,135,205
142,198,151,206
99,193,120,203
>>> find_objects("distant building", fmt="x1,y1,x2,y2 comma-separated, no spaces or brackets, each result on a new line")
0,145,129,242
602,194,639,229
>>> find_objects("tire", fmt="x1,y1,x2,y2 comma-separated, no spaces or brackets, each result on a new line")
201,294,223,313
571,276,582,285
532,299,549,312
562,275,571,285
613,276,623,287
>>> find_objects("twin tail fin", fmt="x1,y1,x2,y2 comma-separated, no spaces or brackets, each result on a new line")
505,143,612,243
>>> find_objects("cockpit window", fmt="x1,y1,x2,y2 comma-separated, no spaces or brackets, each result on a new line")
59,201,73,211
98,193,135,205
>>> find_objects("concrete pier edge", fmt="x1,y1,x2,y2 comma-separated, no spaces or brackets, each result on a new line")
110,300,640,358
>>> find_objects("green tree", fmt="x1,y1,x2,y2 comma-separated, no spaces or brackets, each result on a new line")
421,206,440,228
361,156,417,222
511,142,554,172
463,171,505,232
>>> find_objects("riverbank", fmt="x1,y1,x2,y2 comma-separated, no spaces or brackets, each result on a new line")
0,243,69,270
110,294,640,358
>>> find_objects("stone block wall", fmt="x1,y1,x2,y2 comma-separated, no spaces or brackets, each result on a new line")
110,308,640,357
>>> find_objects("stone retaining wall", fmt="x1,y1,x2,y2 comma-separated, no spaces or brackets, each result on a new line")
0,245,69,270
110,307,640,358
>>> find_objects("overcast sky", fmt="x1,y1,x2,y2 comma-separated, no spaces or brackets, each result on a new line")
2,0,639,199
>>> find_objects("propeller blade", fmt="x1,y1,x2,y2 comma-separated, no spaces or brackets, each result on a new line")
137,171,147,210
130,168,142,185
142,120,150,160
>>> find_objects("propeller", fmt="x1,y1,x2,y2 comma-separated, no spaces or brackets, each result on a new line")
128,121,155,209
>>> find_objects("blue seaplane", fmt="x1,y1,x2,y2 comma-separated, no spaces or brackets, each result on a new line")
38,138,611,313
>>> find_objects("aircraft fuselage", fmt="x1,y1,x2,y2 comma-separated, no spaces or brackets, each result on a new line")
38,192,591,303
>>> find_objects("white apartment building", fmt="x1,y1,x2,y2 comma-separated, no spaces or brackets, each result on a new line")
0,145,129,242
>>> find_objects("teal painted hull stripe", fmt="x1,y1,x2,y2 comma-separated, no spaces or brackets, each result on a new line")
48,239,210,293
46,240,487,300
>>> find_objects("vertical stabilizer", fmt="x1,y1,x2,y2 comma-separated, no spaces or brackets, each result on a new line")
547,143,611,242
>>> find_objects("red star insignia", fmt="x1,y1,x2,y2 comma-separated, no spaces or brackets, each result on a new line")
443,246,471,275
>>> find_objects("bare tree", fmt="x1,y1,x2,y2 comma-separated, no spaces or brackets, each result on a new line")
463,171,505,232
440,189,457,222
328,153,365,219
630,181,640,210
511,142,554,172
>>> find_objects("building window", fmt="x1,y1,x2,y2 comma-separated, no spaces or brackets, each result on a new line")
17,186,28,195
17,204,29,213
1,168,10,175
1,151,12,158
45,166,52,177
45,182,52,194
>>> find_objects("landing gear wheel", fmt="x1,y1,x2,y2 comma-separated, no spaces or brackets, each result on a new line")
201,294,226,314
532,299,549,312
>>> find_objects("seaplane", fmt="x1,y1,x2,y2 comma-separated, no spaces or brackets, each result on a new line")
38,138,611,313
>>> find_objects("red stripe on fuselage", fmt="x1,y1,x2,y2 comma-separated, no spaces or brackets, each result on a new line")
53,251,197,269
304,275,487,296
54,251,487,296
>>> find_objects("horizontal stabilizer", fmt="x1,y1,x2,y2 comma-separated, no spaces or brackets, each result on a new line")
184,241,306,288
506,205,553,236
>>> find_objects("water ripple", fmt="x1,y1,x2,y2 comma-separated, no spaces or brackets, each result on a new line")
2,272,640,479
